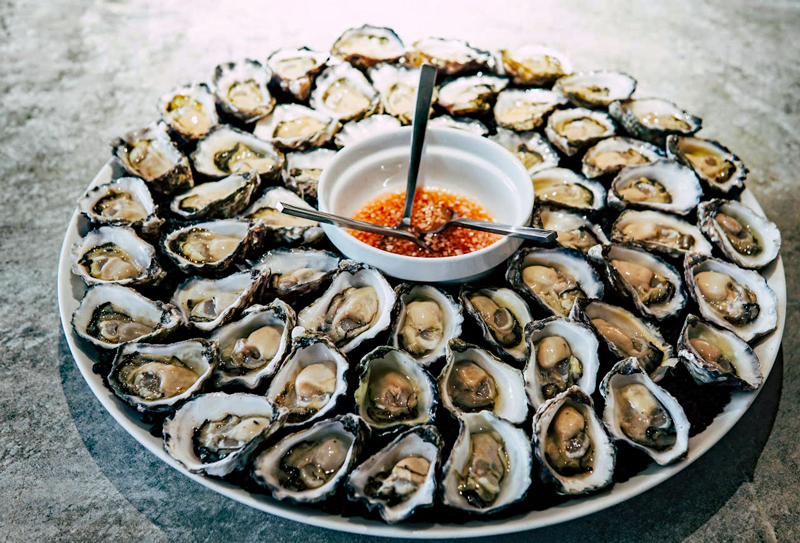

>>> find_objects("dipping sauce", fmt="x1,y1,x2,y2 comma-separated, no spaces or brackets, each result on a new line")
350,188,500,258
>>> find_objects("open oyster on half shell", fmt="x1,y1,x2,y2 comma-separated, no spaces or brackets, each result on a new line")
266,47,329,102
281,148,336,202
554,71,636,108
436,74,508,117
493,89,567,132
254,104,340,151
254,247,341,301
170,171,260,221
608,159,703,216
460,286,533,364
581,136,662,179
489,129,559,176
369,65,433,125
667,135,747,195
545,108,615,156
428,115,488,136
162,219,260,275
331,25,405,70
610,98,701,145
498,45,572,87
212,59,276,124
191,126,285,182
610,209,712,258
158,83,218,141
531,206,608,254
334,114,401,148
71,226,164,287
531,168,606,213
241,186,324,246
77,177,163,237
405,37,491,76
310,63,379,122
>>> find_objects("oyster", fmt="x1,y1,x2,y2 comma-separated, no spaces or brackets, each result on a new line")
191,126,285,181
171,269,268,332
610,98,701,145
677,314,763,390
77,177,163,237
524,317,600,409
254,104,340,151
331,25,405,70
441,411,532,513
531,168,606,212
581,137,662,179
162,219,259,275
170,171,260,220
667,135,747,195
158,83,218,141
242,186,325,245
436,74,508,117
405,37,491,76
600,358,689,465
107,339,216,412
571,298,676,381
310,63,379,122
596,244,686,321
440,340,527,424
71,284,182,350
489,129,559,176
506,247,604,317
531,206,609,254
460,286,532,364
493,89,567,132
266,47,329,102
71,226,164,286
611,209,713,258
545,108,615,156
334,114,401,148
353,346,438,432
254,247,341,300
210,300,295,389
608,159,702,216
532,386,615,495
163,392,282,476
428,115,488,136
697,199,781,270
281,148,336,202
346,426,442,524
212,59,276,124
498,45,572,87
369,65,433,125
390,283,463,366
553,71,636,108
251,414,368,503
683,254,778,342
298,262,395,353
266,332,349,426
111,121,193,195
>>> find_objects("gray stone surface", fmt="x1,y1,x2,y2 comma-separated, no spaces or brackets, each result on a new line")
0,0,798,541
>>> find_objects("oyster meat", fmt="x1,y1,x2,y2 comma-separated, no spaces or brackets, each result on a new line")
581,137,662,179
460,286,532,364
405,37,491,76
242,186,324,246
532,206,609,253
170,171,260,220
531,168,606,212
554,71,636,108
493,89,567,132
437,74,508,117
71,226,164,286
254,104,340,151
369,65,433,125
489,129,559,176
158,83,218,141
254,247,341,300
545,108,615,156
610,98,701,145
310,63,379,122
611,209,712,258
281,148,336,202
77,177,163,237
212,59,275,124
266,47,329,102
498,45,572,87
667,135,747,195
331,25,405,70
163,219,258,275
191,126,284,181
608,159,702,216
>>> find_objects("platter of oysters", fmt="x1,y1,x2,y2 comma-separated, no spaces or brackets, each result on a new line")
57,25,786,537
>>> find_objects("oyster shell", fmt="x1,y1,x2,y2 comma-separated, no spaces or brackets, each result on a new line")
532,386,615,495
389,283,463,367
331,25,405,70
254,247,341,300
212,59,276,124
554,71,636,108
163,392,282,476
310,63,379,122
506,247,604,317
334,114,401,148
191,126,285,181
77,177,163,237
436,74,508,117
460,286,532,364
266,47,329,102
162,219,260,275
440,340,527,424
158,83,218,141
493,89,567,132
531,206,609,254
266,332,349,427
610,209,713,258
171,269,268,332
545,108,615,156
111,121,193,195
71,284,182,350
697,199,781,270
107,339,217,412
600,358,689,465
608,159,702,216
346,426,442,524
677,314,763,390
667,136,747,195
254,104,340,151
498,45,572,87
489,129,559,176
683,254,778,342
369,65,433,125
524,317,600,409
570,298,676,381
281,148,336,202
353,346,438,432
298,262,395,353
210,300,295,389
242,186,325,245
441,411,532,513
581,137,662,179
251,414,368,503
405,37,491,76
71,226,164,286
610,98,701,145
428,115,488,136
531,168,606,212
170,171,260,220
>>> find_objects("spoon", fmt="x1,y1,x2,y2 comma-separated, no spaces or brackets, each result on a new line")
420,207,557,243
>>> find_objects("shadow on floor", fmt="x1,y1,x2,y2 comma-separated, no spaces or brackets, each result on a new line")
59,333,783,542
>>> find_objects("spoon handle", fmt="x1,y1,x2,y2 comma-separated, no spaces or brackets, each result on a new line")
275,203,422,243
449,218,558,243
400,64,437,226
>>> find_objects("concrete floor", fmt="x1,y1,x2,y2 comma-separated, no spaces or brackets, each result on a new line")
1,0,798,540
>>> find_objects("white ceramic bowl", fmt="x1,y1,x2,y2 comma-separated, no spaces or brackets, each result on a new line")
317,127,533,282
